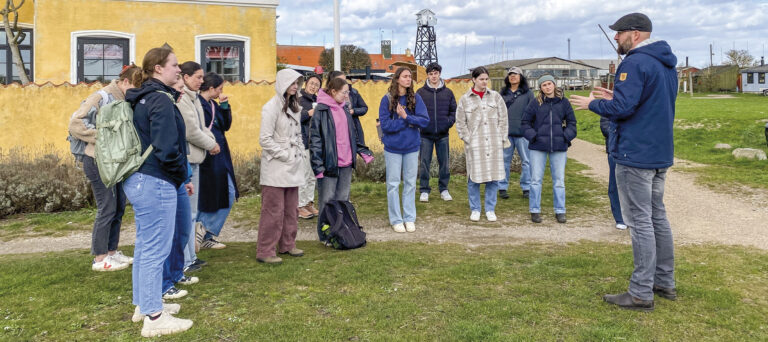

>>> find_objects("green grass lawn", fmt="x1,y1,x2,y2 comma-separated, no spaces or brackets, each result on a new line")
572,91,768,192
1,242,767,341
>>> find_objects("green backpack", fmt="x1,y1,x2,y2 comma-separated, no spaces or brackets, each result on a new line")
94,91,172,188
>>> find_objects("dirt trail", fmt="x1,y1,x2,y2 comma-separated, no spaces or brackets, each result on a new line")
2,138,767,255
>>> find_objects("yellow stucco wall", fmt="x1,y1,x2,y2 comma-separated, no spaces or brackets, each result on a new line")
32,0,276,83
16,0,34,25
0,80,473,158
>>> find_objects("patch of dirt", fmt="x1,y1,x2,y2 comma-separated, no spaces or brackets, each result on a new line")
691,95,736,99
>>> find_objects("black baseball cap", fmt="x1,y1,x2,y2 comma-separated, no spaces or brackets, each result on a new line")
609,13,652,32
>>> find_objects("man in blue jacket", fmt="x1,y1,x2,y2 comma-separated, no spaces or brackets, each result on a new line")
571,13,678,312
416,63,457,202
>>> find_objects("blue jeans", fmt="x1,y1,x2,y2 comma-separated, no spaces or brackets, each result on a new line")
615,164,674,301
124,172,176,315
499,136,531,192
467,179,498,212
384,150,418,225
529,150,567,214
163,183,191,293
183,164,199,268
199,175,236,241
418,136,450,194
607,154,625,225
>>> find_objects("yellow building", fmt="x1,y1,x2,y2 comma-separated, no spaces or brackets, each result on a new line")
3,0,278,84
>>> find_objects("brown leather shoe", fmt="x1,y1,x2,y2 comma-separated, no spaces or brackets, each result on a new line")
603,292,654,312
257,256,283,264
279,248,304,257
298,206,314,219
653,286,677,301
309,202,319,215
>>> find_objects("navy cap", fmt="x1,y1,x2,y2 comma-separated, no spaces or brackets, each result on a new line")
609,13,652,32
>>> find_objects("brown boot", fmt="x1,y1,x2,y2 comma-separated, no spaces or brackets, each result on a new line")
309,201,319,215
298,206,314,219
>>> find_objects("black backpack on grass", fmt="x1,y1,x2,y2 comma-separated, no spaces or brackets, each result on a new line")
318,200,366,250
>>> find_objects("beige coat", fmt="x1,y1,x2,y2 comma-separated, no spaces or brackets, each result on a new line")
177,84,216,164
455,88,510,183
259,69,305,188
67,80,124,157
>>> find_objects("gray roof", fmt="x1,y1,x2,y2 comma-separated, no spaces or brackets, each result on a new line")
575,59,622,70
742,64,768,73
483,57,602,70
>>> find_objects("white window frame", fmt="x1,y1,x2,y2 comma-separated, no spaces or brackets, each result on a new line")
70,30,135,84
195,33,251,82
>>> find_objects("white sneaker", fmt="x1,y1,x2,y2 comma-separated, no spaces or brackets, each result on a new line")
419,192,429,202
405,222,416,232
440,190,453,201
92,256,129,272
132,304,181,323
141,313,193,337
177,275,199,286
111,251,134,265
616,223,628,230
486,211,497,222
470,211,481,222
392,223,406,233
162,287,188,300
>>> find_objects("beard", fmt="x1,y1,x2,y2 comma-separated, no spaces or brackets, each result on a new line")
616,36,633,55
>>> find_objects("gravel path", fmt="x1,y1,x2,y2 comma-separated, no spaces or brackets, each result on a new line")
2,138,767,255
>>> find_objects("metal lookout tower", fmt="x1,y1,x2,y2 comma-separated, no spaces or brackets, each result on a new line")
414,9,438,66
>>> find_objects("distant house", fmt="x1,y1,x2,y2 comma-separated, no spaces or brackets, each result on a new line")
454,57,601,90
741,64,768,94
695,65,740,93
276,43,415,75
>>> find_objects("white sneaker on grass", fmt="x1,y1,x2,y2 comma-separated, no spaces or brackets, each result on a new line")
419,192,429,202
92,256,129,272
132,304,181,323
392,223,406,233
405,222,416,232
141,313,193,338
200,238,227,250
162,287,188,300
177,276,199,286
440,190,453,201
470,211,481,222
486,211,497,222
616,223,628,230
111,251,134,265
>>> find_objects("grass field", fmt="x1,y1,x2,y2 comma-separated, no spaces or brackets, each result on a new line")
1,242,767,341
571,91,768,192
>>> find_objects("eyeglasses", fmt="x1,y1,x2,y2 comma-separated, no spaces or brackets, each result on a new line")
339,91,350,95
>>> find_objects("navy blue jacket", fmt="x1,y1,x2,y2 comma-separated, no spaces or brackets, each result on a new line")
126,78,188,187
589,40,678,169
199,96,239,212
501,86,535,137
521,96,577,152
298,89,316,149
348,85,368,145
416,81,457,139
378,93,430,154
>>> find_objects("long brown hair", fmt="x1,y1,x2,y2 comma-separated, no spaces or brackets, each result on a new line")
140,47,174,85
282,78,302,114
119,63,142,88
388,67,415,113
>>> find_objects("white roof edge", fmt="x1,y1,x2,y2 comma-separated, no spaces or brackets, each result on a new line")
111,0,279,8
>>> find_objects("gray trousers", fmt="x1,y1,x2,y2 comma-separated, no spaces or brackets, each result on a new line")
316,167,353,240
83,156,126,256
616,164,675,301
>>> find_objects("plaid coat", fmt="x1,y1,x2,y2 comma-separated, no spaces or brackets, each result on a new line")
455,89,511,183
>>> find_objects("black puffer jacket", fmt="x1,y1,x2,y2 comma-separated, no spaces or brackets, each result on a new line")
347,85,368,145
416,80,457,139
298,89,317,149
309,103,372,177
500,86,535,137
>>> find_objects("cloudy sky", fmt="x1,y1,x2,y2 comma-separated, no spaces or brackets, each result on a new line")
276,0,768,77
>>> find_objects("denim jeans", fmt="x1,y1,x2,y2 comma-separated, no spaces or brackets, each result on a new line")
163,182,191,293
83,156,126,255
384,150,418,225
183,164,199,268
499,136,531,192
199,174,236,241
528,150,567,214
607,154,625,225
418,136,450,194
316,167,353,240
467,179,499,213
124,172,176,315
616,164,675,301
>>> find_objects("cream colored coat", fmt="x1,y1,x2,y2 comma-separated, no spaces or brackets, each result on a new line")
455,88,510,183
177,84,217,164
68,80,124,157
259,69,305,188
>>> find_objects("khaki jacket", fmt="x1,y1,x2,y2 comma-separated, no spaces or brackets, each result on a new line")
67,80,124,157
177,85,216,164
259,69,305,187
455,88,510,183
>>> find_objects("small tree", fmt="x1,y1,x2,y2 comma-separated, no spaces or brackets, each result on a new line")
725,49,755,69
318,45,371,74
1,0,30,84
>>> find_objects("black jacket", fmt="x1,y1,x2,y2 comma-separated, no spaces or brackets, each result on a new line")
309,103,372,177
348,85,368,145
125,78,188,187
500,86,535,137
521,96,577,152
199,96,239,212
416,80,457,139
298,89,317,149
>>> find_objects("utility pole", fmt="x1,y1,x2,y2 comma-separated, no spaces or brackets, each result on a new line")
333,0,340,71
568,38,571,60
709,43,714,67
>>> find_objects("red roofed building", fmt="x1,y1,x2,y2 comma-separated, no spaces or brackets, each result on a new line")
277,44,415,72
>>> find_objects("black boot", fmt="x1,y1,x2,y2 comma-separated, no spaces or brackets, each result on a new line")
556,213,566,223
530,213,542,223
653,286,677,301
499,189,509,199
603,292,654,312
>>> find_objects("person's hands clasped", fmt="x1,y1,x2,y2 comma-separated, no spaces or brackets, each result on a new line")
210,143,221,155
396,103,408,119
185,183,195,196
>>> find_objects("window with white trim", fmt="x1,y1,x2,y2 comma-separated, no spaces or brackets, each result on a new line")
77,37,129,83
201,40,245,82
0,29,33,84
